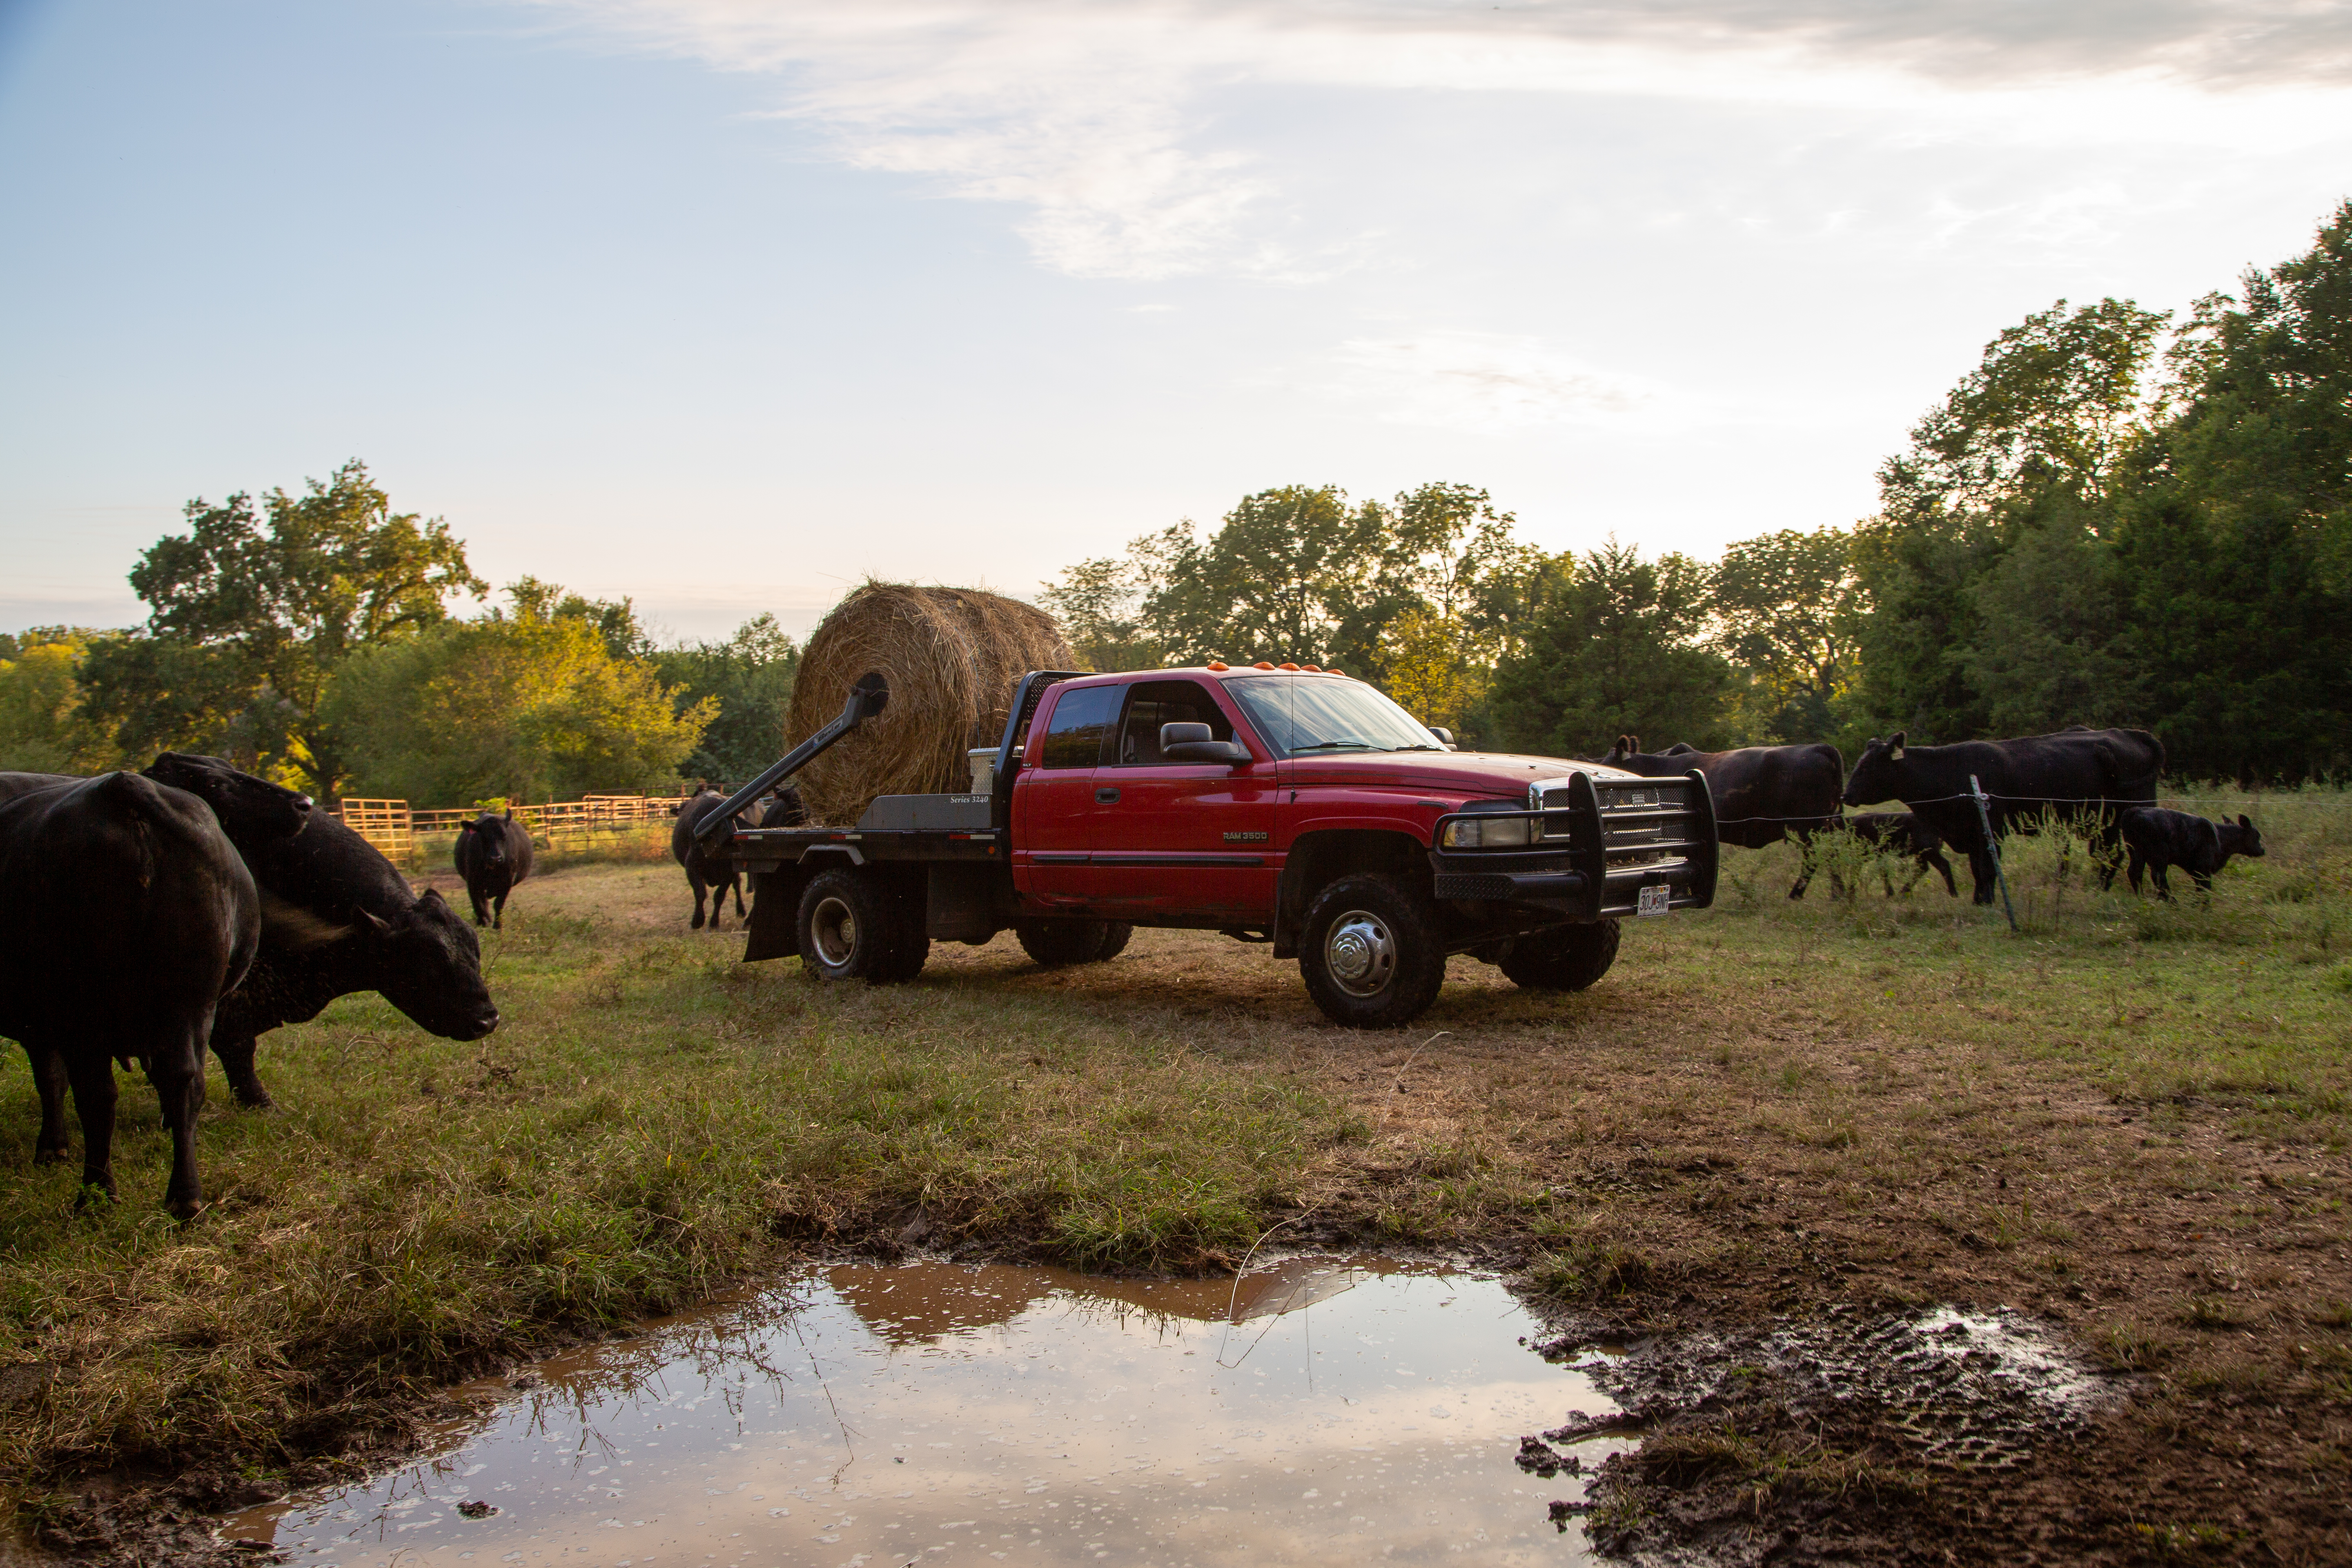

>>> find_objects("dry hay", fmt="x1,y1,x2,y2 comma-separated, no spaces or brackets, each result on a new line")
783,583,1075,826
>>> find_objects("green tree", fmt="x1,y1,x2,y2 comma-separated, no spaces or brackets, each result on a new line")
0,628,120,773
2106,201,2352,778
1852,298,2169,740
1711,527,1864,744
78,460,483,796
327,583,714,805
1490,540,1737,757
654,612,802,785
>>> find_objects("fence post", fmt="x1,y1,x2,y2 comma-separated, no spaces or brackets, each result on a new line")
1969,773,2018,933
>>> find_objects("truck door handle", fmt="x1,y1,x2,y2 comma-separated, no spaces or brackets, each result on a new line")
1095,786,1120,803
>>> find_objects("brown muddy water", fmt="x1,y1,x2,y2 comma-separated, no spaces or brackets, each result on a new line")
225,1256,1632,1567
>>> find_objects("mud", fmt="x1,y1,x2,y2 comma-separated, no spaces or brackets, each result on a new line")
1531,1305,2131,1566
222,1256,1642,1566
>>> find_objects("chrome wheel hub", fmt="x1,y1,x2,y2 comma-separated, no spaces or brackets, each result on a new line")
810,896,859,967
1324,910,1396,997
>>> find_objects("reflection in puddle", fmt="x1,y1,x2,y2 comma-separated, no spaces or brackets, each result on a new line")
227,1256,1628,1566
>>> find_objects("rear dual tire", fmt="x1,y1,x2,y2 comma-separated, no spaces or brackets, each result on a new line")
797,867,929,984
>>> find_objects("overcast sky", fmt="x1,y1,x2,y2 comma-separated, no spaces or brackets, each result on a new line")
4,0,2348,642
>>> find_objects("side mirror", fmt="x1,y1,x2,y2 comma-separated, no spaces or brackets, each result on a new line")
1164,739,1252,765
1160,722,1213,748
1428,726,1456,747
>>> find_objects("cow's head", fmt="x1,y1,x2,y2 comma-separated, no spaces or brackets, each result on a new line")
2218,813,2265,861
144,752,312,843
1606,735,1639,765
363,887,498,1040
461,810,515,871
1842,732,1908,808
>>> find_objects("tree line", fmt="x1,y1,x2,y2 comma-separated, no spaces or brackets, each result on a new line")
7,201,2347,796
1042,200,2352,781
0,462,800,803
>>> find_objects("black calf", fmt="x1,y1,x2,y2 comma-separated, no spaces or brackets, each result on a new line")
2120,808,2264,899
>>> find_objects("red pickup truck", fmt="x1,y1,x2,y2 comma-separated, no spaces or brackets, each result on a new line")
718,666,1717,1027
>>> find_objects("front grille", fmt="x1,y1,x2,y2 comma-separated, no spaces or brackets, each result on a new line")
1533,771,1719,917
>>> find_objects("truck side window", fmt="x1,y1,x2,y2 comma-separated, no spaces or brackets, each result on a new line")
1035,684,1123,769
1111,680,1233,766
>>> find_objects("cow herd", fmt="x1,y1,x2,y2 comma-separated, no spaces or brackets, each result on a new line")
1603,725,2264,905
0,757,499,1218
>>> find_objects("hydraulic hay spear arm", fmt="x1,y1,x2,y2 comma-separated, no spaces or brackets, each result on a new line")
692,672,890,853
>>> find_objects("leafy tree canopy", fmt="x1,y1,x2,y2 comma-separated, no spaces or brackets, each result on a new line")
80,460,482,796
653,612,802,786
327,580,713,806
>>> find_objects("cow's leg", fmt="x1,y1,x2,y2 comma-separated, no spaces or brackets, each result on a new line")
2192,869,2215,898
468,884,492,927
1924,849,1957,898
1968,845,1998,905
63,1052,118,1205
2152,863,2174,902
148,1037,205,1221
728,870,745,922
690,871,708,930
211,1032,273,1110
492,885,507,931
2126,850,2144,893
1788,832,1815,900
28,1045,71,1164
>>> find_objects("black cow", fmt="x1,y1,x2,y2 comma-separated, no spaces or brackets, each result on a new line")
670,784,804,930
1841,728,2164,905
455,809,534,929
1604,736,1845,898
199,800,497,1110
0,773,258,1217
1837,811,1958,898
2119,807,2265,900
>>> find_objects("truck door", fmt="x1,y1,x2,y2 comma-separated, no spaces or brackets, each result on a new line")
1011,681,1122,910
1088,678,1279,921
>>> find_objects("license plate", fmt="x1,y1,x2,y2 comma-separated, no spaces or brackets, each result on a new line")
1637,884,1672,918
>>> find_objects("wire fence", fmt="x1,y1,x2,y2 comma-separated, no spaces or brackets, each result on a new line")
336,793,691,866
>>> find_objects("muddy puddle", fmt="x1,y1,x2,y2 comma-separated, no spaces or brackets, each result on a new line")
226,1256,1635,1566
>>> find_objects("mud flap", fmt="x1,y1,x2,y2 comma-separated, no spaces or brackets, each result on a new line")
742,869,804,962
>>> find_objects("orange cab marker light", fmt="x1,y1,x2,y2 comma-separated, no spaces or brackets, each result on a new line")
1327,667,1344,676
1206,660,1229,671
1302,664,1321,672
1253,661,1275,670
1279,662,1300,671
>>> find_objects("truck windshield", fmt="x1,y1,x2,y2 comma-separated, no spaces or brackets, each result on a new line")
1224,677,1444,757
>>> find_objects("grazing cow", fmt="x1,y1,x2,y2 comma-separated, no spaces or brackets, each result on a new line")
671,784,805,930
2119,808,2265,900
1841,728,2164,905
0,773,258,1217
455,809,533,929
1605,736,1845,898
1838,811,1958,898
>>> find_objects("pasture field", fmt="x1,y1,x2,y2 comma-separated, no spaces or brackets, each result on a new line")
1,784,2348,1563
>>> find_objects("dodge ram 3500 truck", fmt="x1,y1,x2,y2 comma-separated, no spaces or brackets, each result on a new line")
698,665,1718,1027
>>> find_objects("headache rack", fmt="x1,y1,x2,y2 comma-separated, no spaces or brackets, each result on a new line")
1430,768,1718,919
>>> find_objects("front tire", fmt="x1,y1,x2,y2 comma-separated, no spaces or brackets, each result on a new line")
1299,874,1447,1028
1016,918,1128,967
1497,920,1619,992
798,868,924,984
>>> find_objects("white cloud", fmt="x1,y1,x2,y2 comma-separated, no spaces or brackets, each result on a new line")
1326,332,1651,433
526,1,2352,282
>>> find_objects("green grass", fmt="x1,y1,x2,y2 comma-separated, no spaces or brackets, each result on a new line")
0,879,1353,1490
0,781,2347,1538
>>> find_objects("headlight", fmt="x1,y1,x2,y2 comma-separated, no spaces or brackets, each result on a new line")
1442,815,1532,849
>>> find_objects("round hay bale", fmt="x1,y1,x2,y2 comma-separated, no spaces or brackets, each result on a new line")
784,583,1075,826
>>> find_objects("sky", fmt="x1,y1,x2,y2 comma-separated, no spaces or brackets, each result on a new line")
3,0,2349,643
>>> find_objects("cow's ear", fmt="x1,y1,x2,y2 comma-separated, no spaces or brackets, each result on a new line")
504,807,514,821
1889,731,1906,760
2239,813,2252,829
357,907,391,935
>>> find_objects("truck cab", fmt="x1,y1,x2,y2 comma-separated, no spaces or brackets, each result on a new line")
726,666,1717,1027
